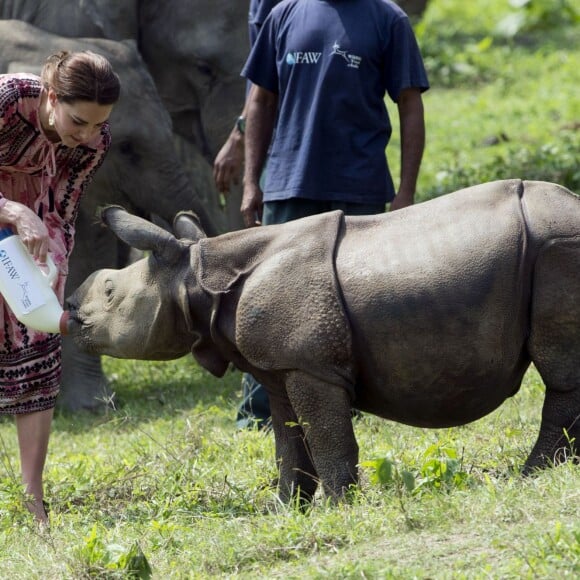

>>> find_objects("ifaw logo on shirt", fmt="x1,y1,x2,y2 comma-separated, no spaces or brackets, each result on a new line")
286,51,322,65
330,42,362,69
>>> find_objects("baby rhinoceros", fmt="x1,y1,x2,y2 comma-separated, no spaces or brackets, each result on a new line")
65,179,580,502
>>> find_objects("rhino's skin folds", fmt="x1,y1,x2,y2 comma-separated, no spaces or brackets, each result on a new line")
66,179,580,502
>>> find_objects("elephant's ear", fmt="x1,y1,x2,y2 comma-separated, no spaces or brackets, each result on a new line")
173,211,207,242
100,205,183,264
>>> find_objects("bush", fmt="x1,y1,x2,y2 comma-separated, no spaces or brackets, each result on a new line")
428,129,580,197
496,0,580,37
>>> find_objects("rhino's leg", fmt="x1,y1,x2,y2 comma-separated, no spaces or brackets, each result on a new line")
526,241,580,472
523,390,580,474
268,389,318,503
284,372,359,500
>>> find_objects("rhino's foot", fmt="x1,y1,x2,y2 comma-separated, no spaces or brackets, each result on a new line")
522,430,579,476
278,482,318,511
278,372,360,502
275,452,319,506
520,376,580,475
524,447,579,475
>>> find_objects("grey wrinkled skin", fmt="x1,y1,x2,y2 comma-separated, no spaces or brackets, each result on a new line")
0,19,218,410
0,0,250,232
0,3,252,409
66,180,580,502
0,1,253,409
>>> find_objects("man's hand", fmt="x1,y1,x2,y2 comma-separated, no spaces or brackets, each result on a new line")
240,182,263,227
213,130,244,195
390,189,415,212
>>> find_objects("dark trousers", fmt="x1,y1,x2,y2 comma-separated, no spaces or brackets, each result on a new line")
236,198,385,429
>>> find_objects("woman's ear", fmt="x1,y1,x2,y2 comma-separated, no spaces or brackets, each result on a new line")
47,88,58,106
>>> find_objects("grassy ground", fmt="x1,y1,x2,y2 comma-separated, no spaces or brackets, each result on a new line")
1,362,578,578
388,0,580,198
1,1,579,577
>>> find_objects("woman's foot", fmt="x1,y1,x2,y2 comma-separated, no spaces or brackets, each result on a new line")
25,498,49,526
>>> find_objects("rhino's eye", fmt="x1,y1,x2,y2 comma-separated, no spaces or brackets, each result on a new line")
104,279,114,301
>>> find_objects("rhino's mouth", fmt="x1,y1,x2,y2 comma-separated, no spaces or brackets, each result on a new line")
63,303,81,328
63,306,99,351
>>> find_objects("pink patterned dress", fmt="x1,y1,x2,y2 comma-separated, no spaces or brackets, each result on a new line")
0,73,111,414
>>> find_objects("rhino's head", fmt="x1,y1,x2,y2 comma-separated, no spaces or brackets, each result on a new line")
66,207,207,360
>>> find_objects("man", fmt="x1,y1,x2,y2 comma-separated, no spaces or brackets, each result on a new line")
213,0,281,195
213,0,283,429
228,0,429,429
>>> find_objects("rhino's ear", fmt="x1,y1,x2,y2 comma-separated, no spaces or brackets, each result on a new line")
173,211,207,242
100,205,183,264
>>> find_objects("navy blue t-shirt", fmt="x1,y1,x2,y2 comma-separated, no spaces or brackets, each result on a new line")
243,0,429,204
249,0,281,46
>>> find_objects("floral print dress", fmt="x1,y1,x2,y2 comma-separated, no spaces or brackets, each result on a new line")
0,73,111,414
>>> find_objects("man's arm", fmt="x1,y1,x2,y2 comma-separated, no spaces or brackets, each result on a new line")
390,87,425,211
241,85,278,227
213,85,257,195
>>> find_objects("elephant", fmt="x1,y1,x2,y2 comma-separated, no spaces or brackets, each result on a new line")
0,0,247,160
139,1,247,159
64,179,580,502
0,0,251,232
0,0,138,39
0,20,218,410
136,0,250,232
0,0,430,230
0,3,253,410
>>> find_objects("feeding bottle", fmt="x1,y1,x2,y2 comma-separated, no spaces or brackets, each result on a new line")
0,228,69,334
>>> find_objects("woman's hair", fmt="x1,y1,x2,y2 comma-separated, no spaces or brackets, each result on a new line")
41,50,121,105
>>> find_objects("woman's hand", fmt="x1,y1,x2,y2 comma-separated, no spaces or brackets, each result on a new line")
0,200,50,263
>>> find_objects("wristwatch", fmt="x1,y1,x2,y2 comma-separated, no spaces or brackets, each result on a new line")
235,115,246,135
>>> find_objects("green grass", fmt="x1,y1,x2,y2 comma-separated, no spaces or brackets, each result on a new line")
1,0,579,577
387,0,580,199
1,362,578,577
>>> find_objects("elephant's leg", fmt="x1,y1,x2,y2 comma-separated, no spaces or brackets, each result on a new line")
59,215,118,412
268,388,318,503
527,241,580,472
285,371,358,500
59,339,111,412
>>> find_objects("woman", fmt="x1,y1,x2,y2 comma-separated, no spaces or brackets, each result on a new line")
0,51,120,524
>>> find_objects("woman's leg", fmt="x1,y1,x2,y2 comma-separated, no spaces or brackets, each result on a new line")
15,407,54,523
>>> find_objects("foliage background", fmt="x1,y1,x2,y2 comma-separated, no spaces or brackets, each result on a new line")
1,0,579,577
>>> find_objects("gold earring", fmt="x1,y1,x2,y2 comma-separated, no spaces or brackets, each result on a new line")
48,109,55,127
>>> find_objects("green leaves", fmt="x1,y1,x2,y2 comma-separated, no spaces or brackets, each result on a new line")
415,444,470,493
496,0,580,37
75,524,152,578
429,130,580,197
362,442,470,496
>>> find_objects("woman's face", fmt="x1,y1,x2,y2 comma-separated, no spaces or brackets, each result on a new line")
50,90,114,148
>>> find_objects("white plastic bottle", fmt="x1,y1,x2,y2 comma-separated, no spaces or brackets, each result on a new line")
0,228,69,334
